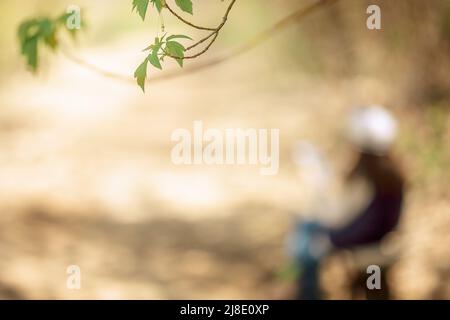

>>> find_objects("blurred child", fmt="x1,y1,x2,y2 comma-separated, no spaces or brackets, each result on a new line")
288,105,405,299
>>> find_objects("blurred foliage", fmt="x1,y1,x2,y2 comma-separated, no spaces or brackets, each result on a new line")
18,11,81,72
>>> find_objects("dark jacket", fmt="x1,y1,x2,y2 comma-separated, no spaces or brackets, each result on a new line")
329,152,405,248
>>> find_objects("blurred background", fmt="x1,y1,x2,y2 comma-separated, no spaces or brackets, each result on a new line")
0,0,449,299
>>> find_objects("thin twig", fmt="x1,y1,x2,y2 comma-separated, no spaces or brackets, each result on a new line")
164,2,216,31
164,0,237,60
185,32,219,59
186,31,216,51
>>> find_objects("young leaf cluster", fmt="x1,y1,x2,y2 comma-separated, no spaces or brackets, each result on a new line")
134,34,193,91
132,0,196,91
18,12,80,72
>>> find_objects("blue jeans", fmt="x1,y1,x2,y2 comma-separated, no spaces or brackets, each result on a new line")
288,221,327,300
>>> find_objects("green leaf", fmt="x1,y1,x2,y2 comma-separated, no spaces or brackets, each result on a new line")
166,34,193,41
134,58,149,92
23,36,39,72
18,19,42,71
43,29,58,49
166,40,185,67
18,20,36,49
148,39,163,69
39,18,54,38
18,10,84,73
132,0,150,21
166,41,185,55
175,0,193,14
151,0,164,13
40,19,58,49
148,51,162,70
18,20,40,47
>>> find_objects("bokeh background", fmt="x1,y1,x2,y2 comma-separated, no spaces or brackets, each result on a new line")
0,0,449,299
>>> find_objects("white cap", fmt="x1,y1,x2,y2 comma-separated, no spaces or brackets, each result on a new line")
347,105,397,155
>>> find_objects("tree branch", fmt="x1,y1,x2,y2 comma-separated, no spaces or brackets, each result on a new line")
62,0,338,85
